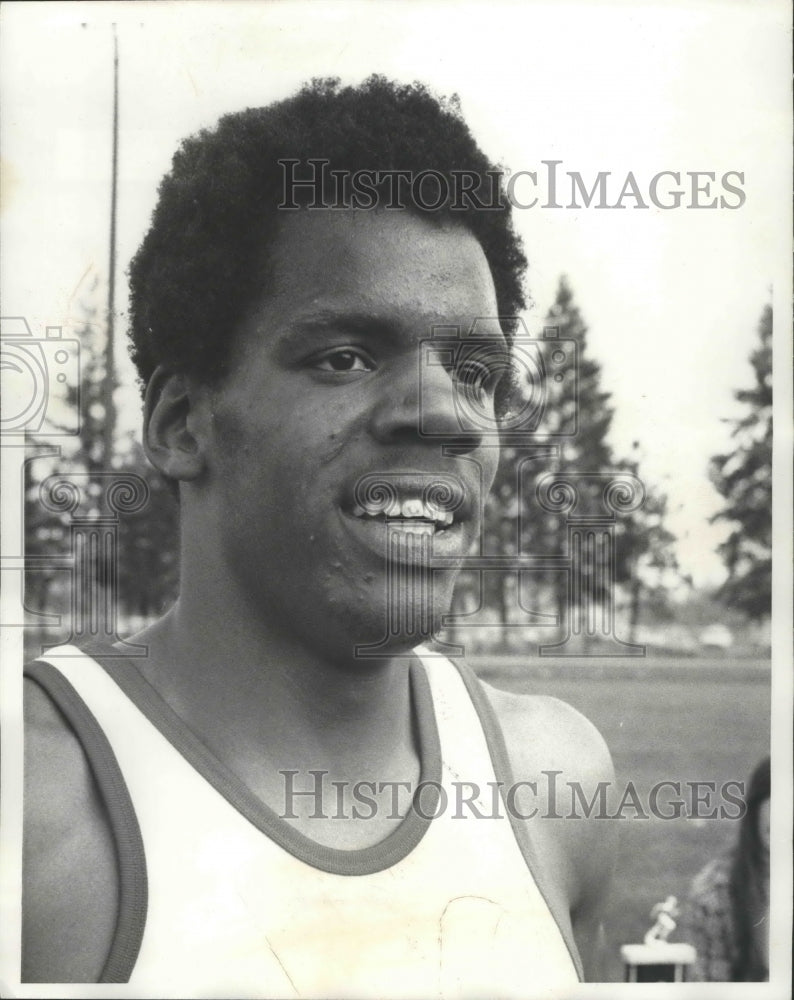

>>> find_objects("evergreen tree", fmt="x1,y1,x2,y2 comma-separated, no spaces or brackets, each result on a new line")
708,304,772,620
482,276,679,646
516,276,618,624
617,477,679,642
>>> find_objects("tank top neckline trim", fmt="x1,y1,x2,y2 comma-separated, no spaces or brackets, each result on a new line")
81,642,443,877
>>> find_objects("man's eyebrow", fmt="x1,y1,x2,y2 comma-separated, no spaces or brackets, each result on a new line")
273,310,411,356
274,309,511,356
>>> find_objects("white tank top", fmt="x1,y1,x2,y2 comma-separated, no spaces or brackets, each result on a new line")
32,645,581,998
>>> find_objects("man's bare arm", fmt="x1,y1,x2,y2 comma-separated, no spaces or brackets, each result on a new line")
23,676,118,983
485,685,618,982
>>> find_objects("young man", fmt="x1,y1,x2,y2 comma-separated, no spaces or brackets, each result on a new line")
23,77,616,993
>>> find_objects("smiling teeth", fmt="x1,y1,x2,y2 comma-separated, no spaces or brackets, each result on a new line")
351,498,454,527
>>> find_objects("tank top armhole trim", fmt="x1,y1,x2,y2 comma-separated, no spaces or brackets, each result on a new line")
25,659,148,984
445,658,584,982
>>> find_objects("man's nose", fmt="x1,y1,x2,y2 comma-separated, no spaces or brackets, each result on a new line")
368,357,484,453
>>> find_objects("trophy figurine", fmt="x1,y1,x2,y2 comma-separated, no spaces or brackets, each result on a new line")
621,896,696,983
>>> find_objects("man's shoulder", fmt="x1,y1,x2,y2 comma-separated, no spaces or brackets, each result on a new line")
24,656,111,816
479,680,614,787
24,669,88,810
475,677,617,939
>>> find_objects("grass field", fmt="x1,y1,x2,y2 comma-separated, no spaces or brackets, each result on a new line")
471,656,771,982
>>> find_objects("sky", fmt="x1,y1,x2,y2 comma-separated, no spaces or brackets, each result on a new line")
1,0,790,587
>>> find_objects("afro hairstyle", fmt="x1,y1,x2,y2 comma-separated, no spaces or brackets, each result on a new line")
127,75,528,399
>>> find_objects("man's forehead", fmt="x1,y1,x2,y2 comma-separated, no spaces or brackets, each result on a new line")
259,208,499,321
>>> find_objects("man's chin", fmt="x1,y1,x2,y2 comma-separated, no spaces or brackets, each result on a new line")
323,591,452,663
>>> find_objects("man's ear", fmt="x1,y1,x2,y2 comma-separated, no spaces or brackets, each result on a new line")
143,367,209,482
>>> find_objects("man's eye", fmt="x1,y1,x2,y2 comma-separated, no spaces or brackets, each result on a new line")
312,349,374,374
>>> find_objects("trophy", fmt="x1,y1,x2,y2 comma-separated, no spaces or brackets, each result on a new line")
621,896,696,983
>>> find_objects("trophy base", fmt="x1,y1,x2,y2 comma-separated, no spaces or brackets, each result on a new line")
621,943,696,983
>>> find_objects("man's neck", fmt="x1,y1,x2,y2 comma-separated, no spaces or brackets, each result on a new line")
125,597,419,802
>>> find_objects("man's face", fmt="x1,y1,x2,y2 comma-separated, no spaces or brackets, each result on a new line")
199,209,503,662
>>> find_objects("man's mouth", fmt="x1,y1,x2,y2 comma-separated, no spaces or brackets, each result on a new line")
350,496,455,536
336,472,474,564
346,472,467,538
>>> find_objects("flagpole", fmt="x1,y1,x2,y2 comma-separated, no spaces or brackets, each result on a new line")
103,24,119,467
